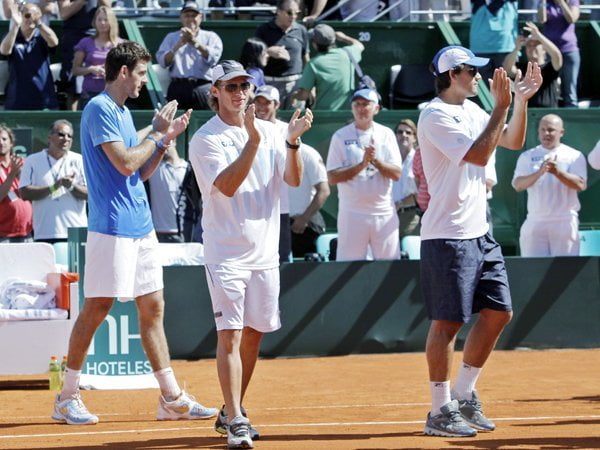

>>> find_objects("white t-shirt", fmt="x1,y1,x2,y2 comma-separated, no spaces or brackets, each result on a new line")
417,97,490,240
274,119,290,215
189,115,286,269
392,148,416,204
289,143,327,217
19,149,87,240
486,150,497,200
148,159,189,233
326,121,402,215
587,139,600,170
512,143,587,219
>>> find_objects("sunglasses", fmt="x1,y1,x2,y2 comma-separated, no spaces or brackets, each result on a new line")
396,129,414,136
221,82,251,93
455,66,478,77
54,132,73,139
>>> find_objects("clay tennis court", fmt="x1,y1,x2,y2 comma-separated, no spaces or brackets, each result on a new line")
1,349,599,449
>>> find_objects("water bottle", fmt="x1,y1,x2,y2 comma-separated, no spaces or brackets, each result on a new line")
49,356,61,391
60,356,67,389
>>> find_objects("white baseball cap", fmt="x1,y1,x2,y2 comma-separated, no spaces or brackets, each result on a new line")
351,88,379,105
432,45,489,76
254,85,280,103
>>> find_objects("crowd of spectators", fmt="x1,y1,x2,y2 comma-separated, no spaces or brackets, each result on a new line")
0,0,598,259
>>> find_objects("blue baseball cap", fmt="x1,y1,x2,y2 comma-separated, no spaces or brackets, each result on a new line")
352,88,379,105
432,45,489,76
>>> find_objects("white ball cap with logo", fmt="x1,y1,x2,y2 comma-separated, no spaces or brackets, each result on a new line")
432,46,489,76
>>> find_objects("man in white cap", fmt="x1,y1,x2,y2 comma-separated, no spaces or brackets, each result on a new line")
189,60,313,448
156,0,223,110
326,88,402,261
512,113,586,256
418,45,541,437
254,84,330,258
293,23,364,110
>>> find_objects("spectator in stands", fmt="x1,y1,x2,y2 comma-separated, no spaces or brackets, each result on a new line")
587,139,600,170
392,119,420,238
503,21,563,108
148,142,190,243
412,147,430,212
301,0,341,25
0,124,32,243
18,120,87,244
469,0,518,83
327,88,402,261
72,6,123,110
156,1,223,111
512,114,587,256
292,24,364,110
3,0,58,24
58,0,111,110
255,0,309,109
240,37,268,89
0,2,59,110
538,0,581,107
340,0,380,20
251,84,293,262
254,84,329,258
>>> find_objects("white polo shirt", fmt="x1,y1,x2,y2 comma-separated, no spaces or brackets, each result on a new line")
512,143,587,219
417,97,490,240
326,121,402,215
19,149,87,240
289,143,327,217
189,115,286,269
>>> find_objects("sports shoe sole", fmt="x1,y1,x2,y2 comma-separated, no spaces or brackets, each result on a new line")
227,439,253,449
461,416,495,432
424,425,477,437
51,412,98,425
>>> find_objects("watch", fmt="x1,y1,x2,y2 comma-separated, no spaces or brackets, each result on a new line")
285,138,301,150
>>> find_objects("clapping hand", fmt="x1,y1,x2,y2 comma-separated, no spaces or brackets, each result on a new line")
514,62,543,103
287,108,313,143
489,67,512,110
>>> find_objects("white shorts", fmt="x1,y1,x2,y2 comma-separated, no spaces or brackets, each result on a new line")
84,231,163,300
205,264,281,332
337,210,400,261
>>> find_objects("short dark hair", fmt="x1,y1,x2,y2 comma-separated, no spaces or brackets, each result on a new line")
431,63,471,94
240,38,267,69
276,0,296,9
315,42,332,53
105,41,151,83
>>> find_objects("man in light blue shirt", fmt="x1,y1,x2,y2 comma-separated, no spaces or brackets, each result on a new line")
53,41,218,426
156,0,223,110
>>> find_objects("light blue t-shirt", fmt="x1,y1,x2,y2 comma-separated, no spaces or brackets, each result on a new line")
81,92,153,238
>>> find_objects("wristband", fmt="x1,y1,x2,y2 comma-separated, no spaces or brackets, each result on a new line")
145,135,161,149
158,137,168,153
286,138,301,150
49,184,56,194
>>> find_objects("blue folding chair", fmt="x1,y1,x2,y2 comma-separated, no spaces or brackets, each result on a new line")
315,233,338,262
579,230,600,256
401,235,421,260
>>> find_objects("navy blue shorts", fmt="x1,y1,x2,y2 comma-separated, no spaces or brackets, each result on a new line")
420,233,512,323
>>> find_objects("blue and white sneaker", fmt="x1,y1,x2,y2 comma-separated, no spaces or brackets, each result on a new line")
454,389,496,431
157,390,218,420
424,400,477,437
52,391,99,425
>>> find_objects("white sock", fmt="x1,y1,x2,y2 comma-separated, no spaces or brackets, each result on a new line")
430,380,451,416
453,362,482,400
154,367,181,401
60,368,81,399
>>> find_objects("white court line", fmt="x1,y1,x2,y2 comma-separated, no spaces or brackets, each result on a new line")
2,414,600,440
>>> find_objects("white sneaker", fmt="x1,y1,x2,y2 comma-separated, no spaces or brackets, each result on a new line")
227,415,253,449
157,390,218,420
215,405,260,440
52,391,99,425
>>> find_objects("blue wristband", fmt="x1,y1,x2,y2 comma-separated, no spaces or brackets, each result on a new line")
145,135,160,149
